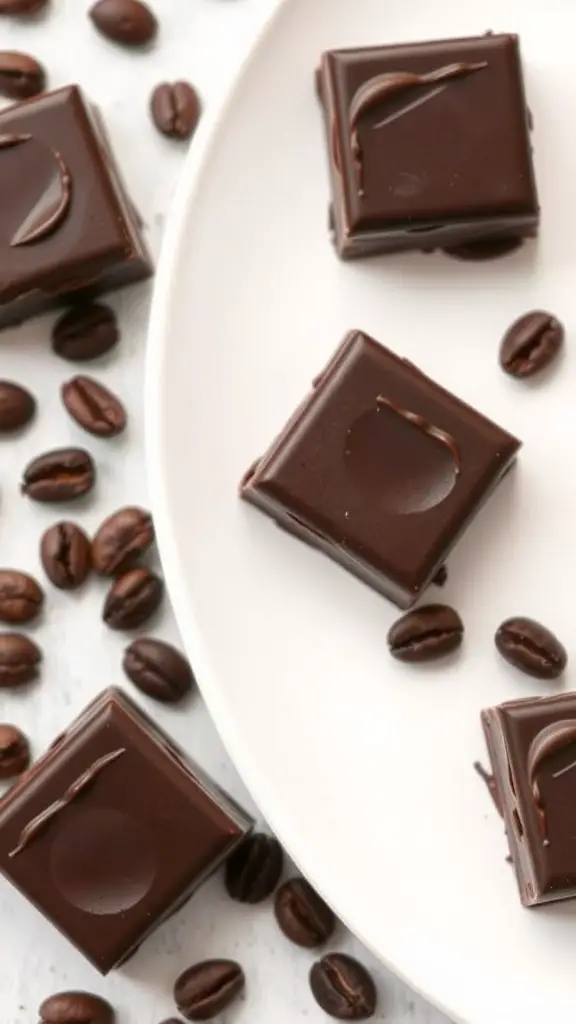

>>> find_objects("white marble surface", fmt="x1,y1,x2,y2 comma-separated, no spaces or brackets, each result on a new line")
0,2,448,1022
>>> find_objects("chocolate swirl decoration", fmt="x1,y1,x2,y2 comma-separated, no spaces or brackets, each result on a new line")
8,748,126,858
376,395,461,474
349,62,487,195
0,133,72,247
527,720,576,845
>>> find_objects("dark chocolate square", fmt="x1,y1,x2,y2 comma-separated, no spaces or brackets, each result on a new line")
318,34,538,258
483,694,576,907
241,331,521,608
0,86,152,327
0,688,252,972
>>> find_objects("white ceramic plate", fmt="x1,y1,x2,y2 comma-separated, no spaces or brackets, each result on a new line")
147,1,576,1021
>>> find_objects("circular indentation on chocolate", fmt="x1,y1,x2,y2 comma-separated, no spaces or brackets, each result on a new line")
50,807,155,915
344,405,458,514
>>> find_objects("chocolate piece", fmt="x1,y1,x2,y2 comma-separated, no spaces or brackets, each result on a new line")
349,62,487,196
174,960,245,1021
318,34,538,258
0,380,35,431
481,693,576,905
39,991,114,1024
309,954,376,1020
0,86,151,329
150,82,201,140
0,687,252,971
499,311,564,378
387,603,463,662
241,331,521,608
495,616,567,679
0,51,46,99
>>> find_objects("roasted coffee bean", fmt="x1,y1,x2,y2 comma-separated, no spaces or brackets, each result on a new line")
225,832,283,903
310,954,377,1020
495,616,567,680
0,570,43,623
39,991,114,1024
0,0,48,14
499,310,564,378
61,375,126,438
0,724,30,779
41,522,91,590
52,304,119,362
174,959,245,1021
123,637,193,702
387,604,464,662
275,877,335,947
150,81,201,140
444,236,524,261
103,567,163,630
0,51,45,98
89,0,157,46
92,506,153,575
0,380,35,431
22,448,95,502
0,633,41,687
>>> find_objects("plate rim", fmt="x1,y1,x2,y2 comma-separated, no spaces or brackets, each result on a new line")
145,4,475,1021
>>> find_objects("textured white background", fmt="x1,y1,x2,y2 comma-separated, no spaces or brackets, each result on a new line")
0,2,446,1023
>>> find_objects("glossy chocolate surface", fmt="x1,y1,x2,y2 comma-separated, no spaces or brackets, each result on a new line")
483,694,576,906
0,86,152,327
241,331,521,608
318,34,538,258
0,687,252,972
